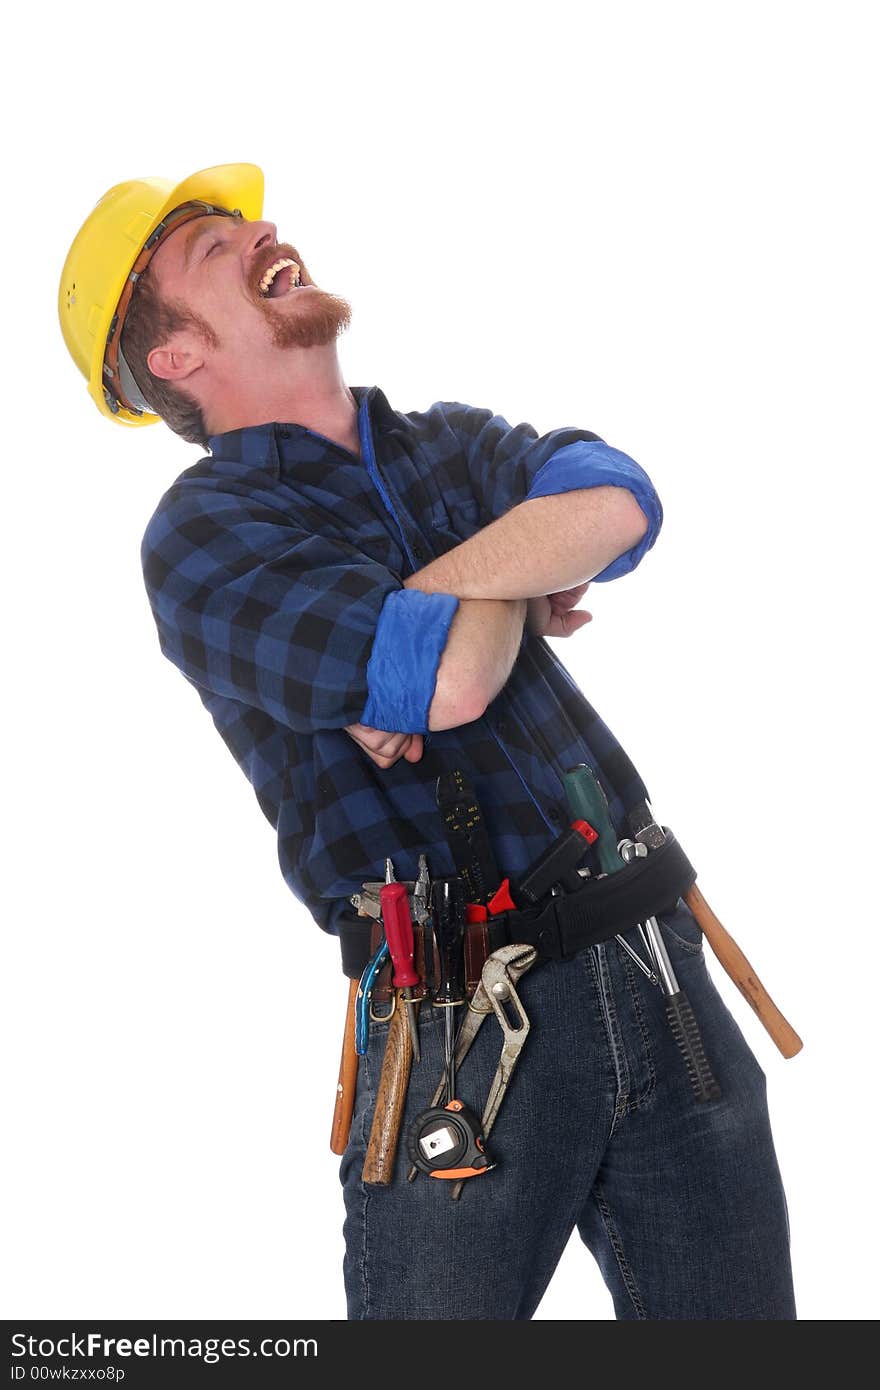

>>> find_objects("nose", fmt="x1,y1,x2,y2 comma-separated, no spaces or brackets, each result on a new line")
246,221,278,256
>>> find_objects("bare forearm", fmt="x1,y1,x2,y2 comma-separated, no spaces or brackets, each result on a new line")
428,597,527,731
403,486,648,600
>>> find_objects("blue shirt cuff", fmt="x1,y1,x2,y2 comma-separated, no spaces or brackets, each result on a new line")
362,588,460,732
525,440,663,581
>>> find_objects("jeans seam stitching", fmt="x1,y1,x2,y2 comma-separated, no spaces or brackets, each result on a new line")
359,1045,375,1317
658,902,703,955
620,950,656,1111
593,1181,648,1320
592,945,629,1131
661,926,702,954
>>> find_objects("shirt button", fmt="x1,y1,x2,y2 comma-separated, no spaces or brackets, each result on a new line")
279,429,290,440
412,541,426,562
548,806,562,824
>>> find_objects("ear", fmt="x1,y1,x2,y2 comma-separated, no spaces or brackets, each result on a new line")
146,330,206,384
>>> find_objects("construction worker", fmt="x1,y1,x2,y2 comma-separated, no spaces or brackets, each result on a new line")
59,163,796,1320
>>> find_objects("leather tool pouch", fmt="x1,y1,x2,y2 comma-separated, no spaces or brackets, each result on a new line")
336,828,696,988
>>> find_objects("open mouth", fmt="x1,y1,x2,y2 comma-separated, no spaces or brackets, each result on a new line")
258,256,305,299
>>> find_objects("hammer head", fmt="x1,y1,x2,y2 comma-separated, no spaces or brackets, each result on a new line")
627,800,667,850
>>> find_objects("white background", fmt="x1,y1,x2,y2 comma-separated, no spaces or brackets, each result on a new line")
4,0,877,1321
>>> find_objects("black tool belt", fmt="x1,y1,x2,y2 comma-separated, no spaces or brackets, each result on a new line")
337,828,696,982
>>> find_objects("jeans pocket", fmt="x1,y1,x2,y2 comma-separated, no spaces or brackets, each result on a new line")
656,895,704,956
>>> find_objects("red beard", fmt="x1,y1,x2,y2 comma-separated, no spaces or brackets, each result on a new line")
258,284,353,349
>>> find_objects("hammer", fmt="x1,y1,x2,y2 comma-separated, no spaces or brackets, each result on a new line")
629,800,803,1059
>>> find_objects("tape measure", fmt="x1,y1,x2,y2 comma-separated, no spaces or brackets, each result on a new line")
407,1100,496,1180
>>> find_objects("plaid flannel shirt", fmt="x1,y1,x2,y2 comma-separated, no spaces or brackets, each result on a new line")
141,385,663,936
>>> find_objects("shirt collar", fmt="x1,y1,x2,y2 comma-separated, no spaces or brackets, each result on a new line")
206,385,392,467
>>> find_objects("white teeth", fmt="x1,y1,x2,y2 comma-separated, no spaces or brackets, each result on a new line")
258,256,301,295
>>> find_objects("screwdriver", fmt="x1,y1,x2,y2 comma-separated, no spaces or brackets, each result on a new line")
380,879,421,1062
431,875,468,1101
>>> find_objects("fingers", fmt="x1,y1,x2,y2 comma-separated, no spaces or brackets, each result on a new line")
364,732,423,768
549,586,591,618
527,591,593,640
551,581,591,609
344,723,424,768
404,735,424,762
358,733,405,766
548,609,593,638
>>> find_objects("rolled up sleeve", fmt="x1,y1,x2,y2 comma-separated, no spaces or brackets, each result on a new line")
524,440,663,580
141,485,455,735
423,401,663,581
361,588,460,732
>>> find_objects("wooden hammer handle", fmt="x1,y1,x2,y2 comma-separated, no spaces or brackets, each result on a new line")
684,883,803,1059
330,978,360,1155
362,991,413,1184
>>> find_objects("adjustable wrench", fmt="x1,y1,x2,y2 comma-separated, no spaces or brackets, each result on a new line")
449,945,537,1201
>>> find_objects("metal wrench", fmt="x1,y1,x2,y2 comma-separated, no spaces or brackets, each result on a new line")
449,946,537,1201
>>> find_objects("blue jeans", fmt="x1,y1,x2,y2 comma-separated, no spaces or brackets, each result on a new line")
339,898,796,1319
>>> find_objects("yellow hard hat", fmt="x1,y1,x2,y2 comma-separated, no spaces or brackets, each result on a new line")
58,163,264,427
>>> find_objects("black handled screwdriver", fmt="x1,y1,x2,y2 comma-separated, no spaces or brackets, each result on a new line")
432,875,468,1101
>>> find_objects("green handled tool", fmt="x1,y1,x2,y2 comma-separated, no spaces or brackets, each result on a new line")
562,765,624,876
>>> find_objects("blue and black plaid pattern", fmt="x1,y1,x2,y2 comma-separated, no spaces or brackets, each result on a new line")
141,385,661,936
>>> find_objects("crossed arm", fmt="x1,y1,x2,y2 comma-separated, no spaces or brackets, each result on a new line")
345,485,648,768
141,408,658,770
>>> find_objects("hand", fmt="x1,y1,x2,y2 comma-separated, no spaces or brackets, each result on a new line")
526,582,593,639
344,722,424,768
